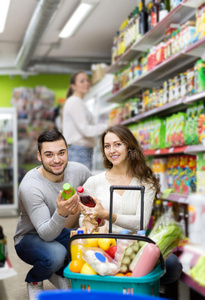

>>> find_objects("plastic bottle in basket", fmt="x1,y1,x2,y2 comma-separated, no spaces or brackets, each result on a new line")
71,229,87,263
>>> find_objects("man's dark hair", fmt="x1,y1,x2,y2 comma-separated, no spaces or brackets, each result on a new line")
38,130,67,153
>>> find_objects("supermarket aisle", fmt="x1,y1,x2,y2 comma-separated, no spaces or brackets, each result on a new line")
0,217,55,300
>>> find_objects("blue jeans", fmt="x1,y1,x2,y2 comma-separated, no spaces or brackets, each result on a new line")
15,228,72,283
68,145,93,170
161,253,183,285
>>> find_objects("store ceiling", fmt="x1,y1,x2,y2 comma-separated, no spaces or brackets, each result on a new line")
0,0,137,75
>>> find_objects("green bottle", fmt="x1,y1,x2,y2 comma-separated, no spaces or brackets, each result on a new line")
62,183,75,200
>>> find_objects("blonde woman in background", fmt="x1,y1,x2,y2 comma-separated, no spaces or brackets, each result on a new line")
62,71,108,170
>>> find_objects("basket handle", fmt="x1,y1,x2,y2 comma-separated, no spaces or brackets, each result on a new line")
109,185,145,233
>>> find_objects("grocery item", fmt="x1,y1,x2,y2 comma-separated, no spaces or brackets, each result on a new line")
77,186,95,207
71,229,87,263
131,243,160,277
62,183,75,200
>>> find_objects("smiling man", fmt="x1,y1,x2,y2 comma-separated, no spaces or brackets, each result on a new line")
14,130,91,300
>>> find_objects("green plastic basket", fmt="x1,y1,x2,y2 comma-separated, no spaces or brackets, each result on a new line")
64,263,165,296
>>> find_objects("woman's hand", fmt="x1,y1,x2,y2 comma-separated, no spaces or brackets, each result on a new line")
56,191,79,217
79,197,108,220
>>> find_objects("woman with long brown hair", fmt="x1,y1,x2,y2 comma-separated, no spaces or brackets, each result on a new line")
62,71,107,170
79,124,160,233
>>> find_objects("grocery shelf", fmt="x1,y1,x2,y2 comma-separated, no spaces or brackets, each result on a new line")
121,98,186,125
120,90,205,125
185,144,205,154
106,36,205,104
179,245,205,297
143,146,188,156
181,272,205,297
106,0,198,75
106,48,140,74
106,81,139,103
132,3,195,53
165,193,189,203
184,91,205,104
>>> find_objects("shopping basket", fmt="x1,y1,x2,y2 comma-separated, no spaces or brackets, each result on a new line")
64,186,166,296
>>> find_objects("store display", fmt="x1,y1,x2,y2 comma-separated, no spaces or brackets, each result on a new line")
11,86,56,181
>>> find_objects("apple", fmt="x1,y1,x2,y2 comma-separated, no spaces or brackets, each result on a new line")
97,238,116,251
105,245,117,258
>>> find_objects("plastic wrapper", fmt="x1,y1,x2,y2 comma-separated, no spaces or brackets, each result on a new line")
115,239,139,273
81,247,120,276
80,205,107,233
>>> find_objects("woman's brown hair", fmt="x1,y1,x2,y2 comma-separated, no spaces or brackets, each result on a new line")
101,125,161,197
65,70,86,98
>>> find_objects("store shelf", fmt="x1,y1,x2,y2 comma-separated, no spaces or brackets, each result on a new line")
132,2,195,52
185,144,205,154
184,91,205,104
165,193,189,203
121,98,186,125
179,245,205,297
106,0,198,76
106,36,205,104
143,146,188,156
181,272,205,297
106,48,140,74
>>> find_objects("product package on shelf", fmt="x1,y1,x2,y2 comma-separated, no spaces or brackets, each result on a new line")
196,153,205,193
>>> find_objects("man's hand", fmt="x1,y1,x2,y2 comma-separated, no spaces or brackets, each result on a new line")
56,191,79,217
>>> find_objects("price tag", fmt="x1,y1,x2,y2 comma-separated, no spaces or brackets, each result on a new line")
161,189,172,199
169,147,174,153
155,149,161,154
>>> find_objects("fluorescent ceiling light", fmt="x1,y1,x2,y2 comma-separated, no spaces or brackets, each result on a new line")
59,3,93,38
0,0,11,33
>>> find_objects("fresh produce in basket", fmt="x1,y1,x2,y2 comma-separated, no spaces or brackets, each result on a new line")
82,247,120,276
115,239,139,273
98,238,116,251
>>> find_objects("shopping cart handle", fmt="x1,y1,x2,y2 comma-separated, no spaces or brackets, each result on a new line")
109,185,145,233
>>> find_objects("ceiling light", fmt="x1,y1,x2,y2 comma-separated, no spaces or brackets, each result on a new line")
0,0,11,33
59,2,94,38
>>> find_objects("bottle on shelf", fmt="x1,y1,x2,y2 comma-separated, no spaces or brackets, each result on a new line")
134,7,140,42
152,199,162,227
178,204,186,236
166,201,175,220
147,2,153,31
159,0,169,22
151,0,160,29
139,0,148,37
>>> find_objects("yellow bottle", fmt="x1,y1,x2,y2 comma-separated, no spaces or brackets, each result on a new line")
71,230,87,263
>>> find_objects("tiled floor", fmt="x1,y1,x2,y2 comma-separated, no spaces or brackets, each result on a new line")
0,216,55,300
